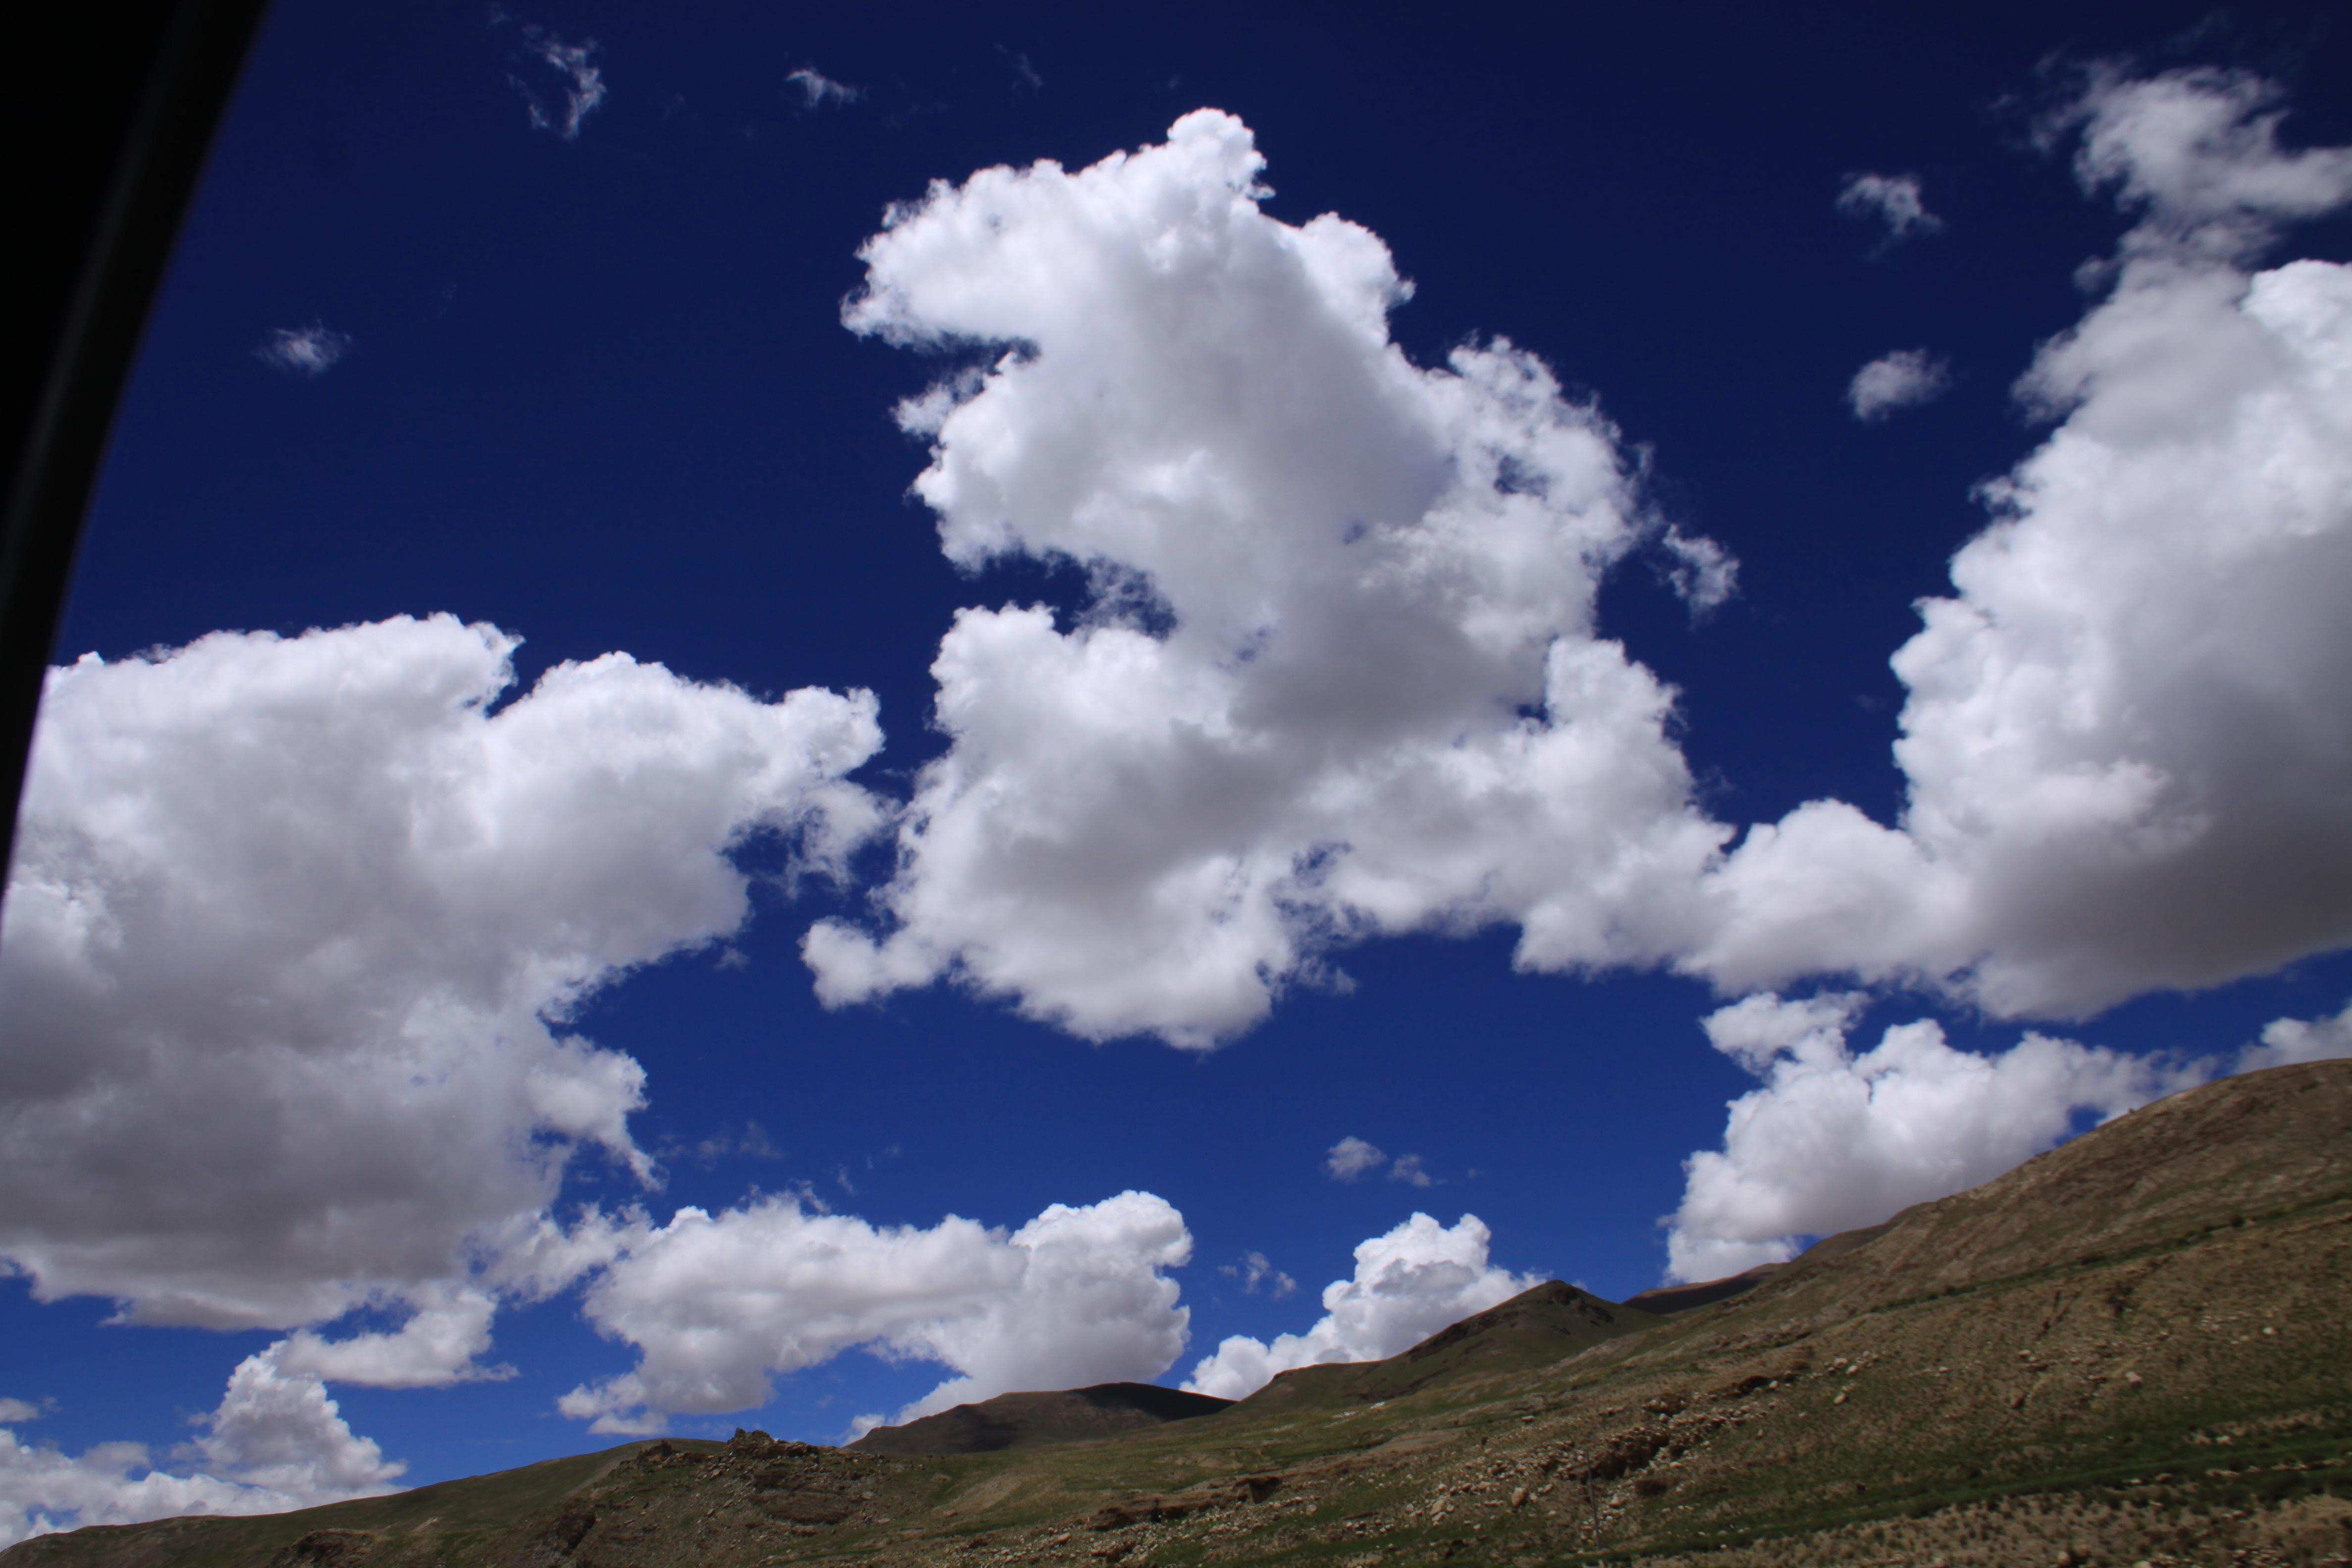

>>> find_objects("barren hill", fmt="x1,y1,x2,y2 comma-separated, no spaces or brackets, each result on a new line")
1624,1263,1780,1315
9,1059,2349,1568
847,1382,1230,1456
1230,1278,1655,1414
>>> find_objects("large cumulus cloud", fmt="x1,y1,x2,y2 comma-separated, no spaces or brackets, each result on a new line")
1693,67,2352,1017
804,109,1731,1046
0,614,883,1350
812,72,2352,1050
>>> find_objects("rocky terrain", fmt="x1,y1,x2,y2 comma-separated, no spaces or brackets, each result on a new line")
7,1059,2348,1568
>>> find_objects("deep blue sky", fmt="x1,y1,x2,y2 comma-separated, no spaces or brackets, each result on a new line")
8,0,2352,1511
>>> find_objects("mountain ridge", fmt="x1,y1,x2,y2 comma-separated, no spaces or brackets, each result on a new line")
847,1382,1231,1456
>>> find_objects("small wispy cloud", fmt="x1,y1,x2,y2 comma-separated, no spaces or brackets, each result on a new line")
998,46,1042,94
1387,1153,1438,1188
654,1121,784,1170
786,66,861,109
1326,1135,1439,1186
1219,1250,1298,1297
1836,171,1945,249
0,1398,42,1425
508,23,606,140
1659,526,1739,616
1325,1136,1385,1181
253,323,351,378
1848,347,1952,421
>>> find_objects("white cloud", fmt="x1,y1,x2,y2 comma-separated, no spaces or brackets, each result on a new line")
1387,1153,1436,1188
1835,172,1944,246
0,1404,36,1426
270,1285,509,1389
1691,68,2352,1018
253,323,351,378
1847,348,1950,420
1663,992,2193,1283
1659,525,1738,613
511,26,606,140
2238,997,2352,1072
1323,1137,1435,1186
1183,1212,1533,1400
0,1430,290,1552
557,1191,1192,1434
807,84,2352,1050
1221,1250,1297,1298
807,109,1733,1046
786,67,860,108
0,615,883,1345
189,1351,405,1502
0,1352,400,1549
2053,64,2352,264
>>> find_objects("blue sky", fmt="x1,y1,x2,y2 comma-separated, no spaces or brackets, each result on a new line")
5,0,2352,1541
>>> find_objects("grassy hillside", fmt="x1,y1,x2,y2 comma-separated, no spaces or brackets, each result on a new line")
10,1059,2349,1568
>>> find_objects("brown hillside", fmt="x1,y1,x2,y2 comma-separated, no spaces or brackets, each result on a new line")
1231,1278,1655,1413
1742,1053,2352,1325
1624,1263,1781,1315
847,1381,1230,1455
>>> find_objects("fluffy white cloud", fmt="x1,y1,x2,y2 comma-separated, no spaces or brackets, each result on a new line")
2054,64,2352,263
1664,992,2191,1282
0,615,882,1345
253,323,351,378
0,1353,400,1549
1183,1213,1533,1400
270,1285,508,1389
806,109,1732,1045
1847,348,1950,420
809,79,2352,1049
1836,172,1943,245
2238,997,2352,1072
0,1429,290,1552
1692,68,2352,1017
557,1191,1192,1434
191,1351,405,1501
